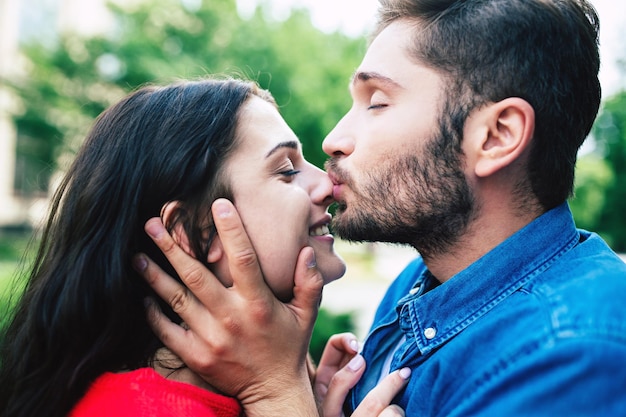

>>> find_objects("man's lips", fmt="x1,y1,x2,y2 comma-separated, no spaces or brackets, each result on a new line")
326,167,347,202
332,184,344,202
326,169,342,185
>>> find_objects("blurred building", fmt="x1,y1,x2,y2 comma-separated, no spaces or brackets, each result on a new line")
0,0,27,227
0,0,111,228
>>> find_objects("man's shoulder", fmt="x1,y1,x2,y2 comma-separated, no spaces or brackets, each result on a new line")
521,234,626,340
529,230,626,298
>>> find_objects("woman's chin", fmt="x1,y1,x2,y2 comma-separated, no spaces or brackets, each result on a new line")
319,256,347,285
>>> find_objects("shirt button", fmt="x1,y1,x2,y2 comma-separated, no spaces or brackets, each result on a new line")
409,286,421,295
424,327,437,339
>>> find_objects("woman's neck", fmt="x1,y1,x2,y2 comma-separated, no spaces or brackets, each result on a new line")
151,347,219,393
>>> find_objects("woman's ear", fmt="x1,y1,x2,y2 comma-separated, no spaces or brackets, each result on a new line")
160,201,225,265
206,234,224,264
160,201,194,257
206,234,232,286
464,97,535,178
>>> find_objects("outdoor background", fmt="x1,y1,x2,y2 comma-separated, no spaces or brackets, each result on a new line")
1,0,625,359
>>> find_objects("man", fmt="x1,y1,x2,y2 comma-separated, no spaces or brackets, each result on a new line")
138,0,626,415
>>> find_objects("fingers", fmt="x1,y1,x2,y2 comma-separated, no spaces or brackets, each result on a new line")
134,252,196,316
143,297,192,357
316,333,360,384
144,217,223,306
320,354,366,417
378,405,405,417
134,252,211,342
320,333,360,364
291,246,324,323
351,368,411,417
211,199,266,298
316,333,362,417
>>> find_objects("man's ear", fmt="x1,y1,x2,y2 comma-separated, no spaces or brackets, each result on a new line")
464,97,535,178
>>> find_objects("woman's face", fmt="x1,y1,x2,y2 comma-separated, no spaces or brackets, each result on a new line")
223,96,346,301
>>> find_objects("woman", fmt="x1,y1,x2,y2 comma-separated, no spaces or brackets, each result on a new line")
0,78,359,417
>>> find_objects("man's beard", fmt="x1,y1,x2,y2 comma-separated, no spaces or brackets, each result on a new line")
327,124,476,260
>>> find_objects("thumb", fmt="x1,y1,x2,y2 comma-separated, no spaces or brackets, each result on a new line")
291,247,324,324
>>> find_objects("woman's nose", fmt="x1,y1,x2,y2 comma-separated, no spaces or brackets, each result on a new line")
307,163,334,206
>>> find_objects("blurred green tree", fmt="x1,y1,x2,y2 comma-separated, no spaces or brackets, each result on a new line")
570,89,626,251
310,308,355,364
8,0,365,194
6,0,364,359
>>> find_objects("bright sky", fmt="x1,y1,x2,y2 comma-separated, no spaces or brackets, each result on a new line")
236,0,626,97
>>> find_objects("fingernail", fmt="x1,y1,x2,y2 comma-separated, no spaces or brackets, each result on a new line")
306,249,317,268
349,338,359,352
133,254,148,272
213,199,232,218
347,354,365,371
399,367,411,379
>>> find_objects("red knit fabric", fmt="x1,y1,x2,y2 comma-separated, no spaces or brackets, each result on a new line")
70,368,242,417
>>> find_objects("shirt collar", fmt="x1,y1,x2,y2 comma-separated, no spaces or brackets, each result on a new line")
402,202,580,354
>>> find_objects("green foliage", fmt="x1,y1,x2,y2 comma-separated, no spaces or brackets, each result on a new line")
0,230,36,329
588,91,626,251
309,308,356,363
570,91,626,251
8,0,365,193
570,154,613,232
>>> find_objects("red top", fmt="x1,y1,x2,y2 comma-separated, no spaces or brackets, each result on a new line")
70,367,242,417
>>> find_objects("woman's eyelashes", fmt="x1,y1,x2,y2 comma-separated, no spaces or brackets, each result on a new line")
276,156,302,180
279,169,301,179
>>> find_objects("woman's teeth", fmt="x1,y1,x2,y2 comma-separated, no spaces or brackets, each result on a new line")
310,224,330,236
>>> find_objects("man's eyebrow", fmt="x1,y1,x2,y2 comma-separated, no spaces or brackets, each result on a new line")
265,140,300,158
350,71,403,90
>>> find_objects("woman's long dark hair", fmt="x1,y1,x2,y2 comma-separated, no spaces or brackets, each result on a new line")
0,77,275,417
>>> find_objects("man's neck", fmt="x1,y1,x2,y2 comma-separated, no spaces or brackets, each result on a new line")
423,205,543,283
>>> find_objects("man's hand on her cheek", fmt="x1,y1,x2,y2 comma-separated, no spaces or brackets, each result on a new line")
135,199,324,417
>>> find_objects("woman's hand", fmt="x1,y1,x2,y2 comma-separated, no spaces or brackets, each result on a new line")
313,333,362,415
352,369,410,417
313,333,410,417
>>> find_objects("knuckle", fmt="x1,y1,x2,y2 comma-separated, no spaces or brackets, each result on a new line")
157,234,177,253
186,351,214,371
168,288,191,314
327,372,350,390
247,300,273,325
221,315,243,337
181,266,206,291
234,247,258,268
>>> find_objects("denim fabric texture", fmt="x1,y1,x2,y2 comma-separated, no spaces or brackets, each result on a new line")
346,203,626,416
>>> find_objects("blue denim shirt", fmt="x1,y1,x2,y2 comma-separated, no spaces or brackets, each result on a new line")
346,203,626,416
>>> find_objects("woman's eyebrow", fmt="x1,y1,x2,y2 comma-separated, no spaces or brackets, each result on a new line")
265,140,300,158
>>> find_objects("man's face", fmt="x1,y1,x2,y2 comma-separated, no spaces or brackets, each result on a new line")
323,20,475,258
